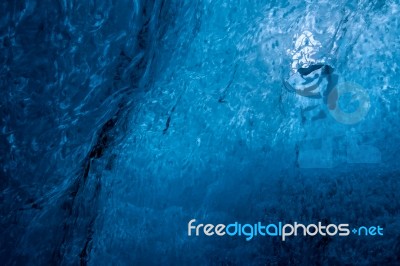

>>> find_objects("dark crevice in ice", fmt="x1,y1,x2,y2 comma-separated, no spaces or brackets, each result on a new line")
163,89,186,134
52,105,125,264
218,63,238,103
49,1,182,263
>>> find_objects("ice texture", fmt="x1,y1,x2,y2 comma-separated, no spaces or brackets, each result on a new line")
1,0,400,265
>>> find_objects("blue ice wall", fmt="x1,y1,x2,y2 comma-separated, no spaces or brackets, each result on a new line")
1,0,400,265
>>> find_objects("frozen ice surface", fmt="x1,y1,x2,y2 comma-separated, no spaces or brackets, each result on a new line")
1,0,400,265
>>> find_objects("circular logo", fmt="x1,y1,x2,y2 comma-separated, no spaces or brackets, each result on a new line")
327,82,370,125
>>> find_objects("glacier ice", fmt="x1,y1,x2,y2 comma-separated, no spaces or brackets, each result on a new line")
1,0,400,265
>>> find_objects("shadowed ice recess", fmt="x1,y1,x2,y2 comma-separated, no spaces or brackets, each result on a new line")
1,0,400,265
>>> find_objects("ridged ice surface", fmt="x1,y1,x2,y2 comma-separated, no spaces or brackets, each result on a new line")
1,0,400,265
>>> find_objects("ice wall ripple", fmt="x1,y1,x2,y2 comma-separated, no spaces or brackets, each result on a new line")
0,0,195,264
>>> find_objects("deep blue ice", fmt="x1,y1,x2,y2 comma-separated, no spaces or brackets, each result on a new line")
1,0,400,265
